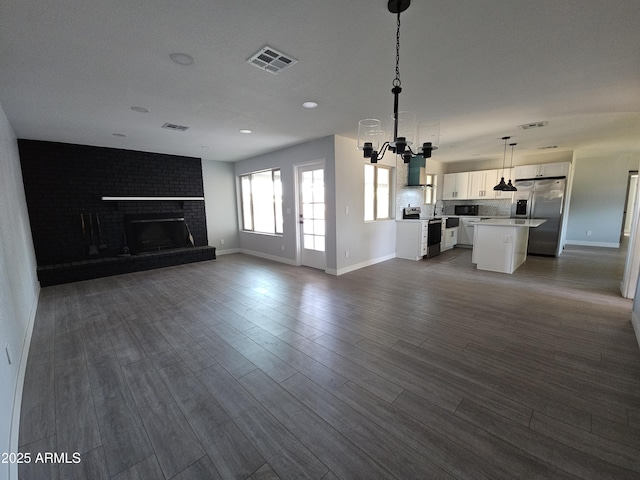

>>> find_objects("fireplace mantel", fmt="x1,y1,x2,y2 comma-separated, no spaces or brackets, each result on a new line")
101,196,204,201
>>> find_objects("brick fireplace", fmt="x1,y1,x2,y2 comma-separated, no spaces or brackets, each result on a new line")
18,140,216,285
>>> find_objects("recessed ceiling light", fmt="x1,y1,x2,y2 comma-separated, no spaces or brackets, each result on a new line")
112,133,126,137
130,106,150,113
169,52,195,66
302,101,318,109
239,129,252,134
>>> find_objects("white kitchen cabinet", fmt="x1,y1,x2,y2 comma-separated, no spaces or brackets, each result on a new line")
396,221,429,260
442,226,458,251
514,162,570,180
442,172,469,200
457,216,481,246
468,169,498,199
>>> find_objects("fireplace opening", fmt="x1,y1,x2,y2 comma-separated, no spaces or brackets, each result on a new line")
125,213,187,254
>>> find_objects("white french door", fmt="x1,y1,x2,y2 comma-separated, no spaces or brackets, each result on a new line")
297,163,325,270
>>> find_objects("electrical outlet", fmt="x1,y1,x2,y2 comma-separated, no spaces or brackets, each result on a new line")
587,230,593,236
345,250,350,258
281,245,285,251
504,235,512,243
220,238,225,245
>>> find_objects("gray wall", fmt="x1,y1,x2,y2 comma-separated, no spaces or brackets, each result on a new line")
0,102,40,480
234,136,336,267
565,152,639,246
334,135,396,273
233,135,398,274
202,159,240,254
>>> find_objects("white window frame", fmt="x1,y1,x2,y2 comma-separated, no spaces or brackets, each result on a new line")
364,164,392,221
424,173,437,205
240,169,283,235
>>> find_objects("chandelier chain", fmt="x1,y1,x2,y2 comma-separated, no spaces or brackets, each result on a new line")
393,11,401,87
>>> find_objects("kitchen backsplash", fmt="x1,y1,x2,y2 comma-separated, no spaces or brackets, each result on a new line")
442,199,511,217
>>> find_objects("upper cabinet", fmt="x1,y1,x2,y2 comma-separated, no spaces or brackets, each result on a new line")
514,162,570,180
443,172,470,200
468,169,498,200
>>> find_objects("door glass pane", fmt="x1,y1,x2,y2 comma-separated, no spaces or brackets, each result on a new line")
304,234,315,249
301,167,325,252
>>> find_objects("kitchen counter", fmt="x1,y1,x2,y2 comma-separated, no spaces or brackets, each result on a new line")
474,218,547,227
472,218,547,274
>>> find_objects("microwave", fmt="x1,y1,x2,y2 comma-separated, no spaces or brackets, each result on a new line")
454,205,479,216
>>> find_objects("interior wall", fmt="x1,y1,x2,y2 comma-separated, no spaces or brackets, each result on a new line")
202,160,239,254
333,135,396,274
234,136,336,268
565,152,639,247
0,103,40,480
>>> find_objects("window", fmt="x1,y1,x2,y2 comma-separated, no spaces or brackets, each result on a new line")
424,173,437,204
364,164,391,221
240,169,283,234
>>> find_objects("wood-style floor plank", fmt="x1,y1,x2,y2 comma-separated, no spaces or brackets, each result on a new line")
85,352,154,477
121,358,205,479
19,245,640,479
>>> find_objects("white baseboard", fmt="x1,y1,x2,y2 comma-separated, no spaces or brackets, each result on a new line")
564,240,620,248
633,310,640,350
239,249,298,266
215,248,240,256
10,286,40,480
328,253,396,276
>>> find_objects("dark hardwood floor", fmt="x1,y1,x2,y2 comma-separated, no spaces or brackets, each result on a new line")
19,245,640,479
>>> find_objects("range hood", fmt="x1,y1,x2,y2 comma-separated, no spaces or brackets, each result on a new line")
407,156,433,187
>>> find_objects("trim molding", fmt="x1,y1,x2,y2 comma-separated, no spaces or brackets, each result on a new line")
633,310,640,350
239,249,297,266
215,248,241,256
9,286,40,480
564,240,620,248
328,253,397,276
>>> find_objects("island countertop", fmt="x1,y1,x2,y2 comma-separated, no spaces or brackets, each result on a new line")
475,218,547,228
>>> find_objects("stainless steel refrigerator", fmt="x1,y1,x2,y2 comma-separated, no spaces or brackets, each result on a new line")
511,177,566,256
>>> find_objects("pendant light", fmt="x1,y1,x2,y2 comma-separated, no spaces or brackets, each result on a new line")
357,0,439,164
493,136,510,191
506,143,518,191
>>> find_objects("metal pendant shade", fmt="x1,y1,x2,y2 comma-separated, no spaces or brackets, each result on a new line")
493,136,511,191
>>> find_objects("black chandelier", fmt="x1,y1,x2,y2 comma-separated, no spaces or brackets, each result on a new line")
358,0,438,164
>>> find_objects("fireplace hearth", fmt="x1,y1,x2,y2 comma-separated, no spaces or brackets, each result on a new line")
126,212,187,254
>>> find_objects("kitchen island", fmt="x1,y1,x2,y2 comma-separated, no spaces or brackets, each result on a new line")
472,218,547,274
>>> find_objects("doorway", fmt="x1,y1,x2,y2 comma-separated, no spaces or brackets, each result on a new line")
621,171,640,298
296,162,325,270
622,171,638,239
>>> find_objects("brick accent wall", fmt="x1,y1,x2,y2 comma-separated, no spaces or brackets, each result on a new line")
18,140,208,266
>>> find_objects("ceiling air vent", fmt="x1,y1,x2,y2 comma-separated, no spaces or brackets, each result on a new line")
248,46,297,75
518,121,548,130
539,145,559,150
162,123,190,132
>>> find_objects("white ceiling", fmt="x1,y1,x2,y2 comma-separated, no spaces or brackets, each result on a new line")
1,0,639,164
